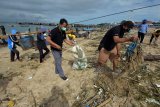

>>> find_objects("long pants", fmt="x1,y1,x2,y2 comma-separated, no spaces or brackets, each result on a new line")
138,32,145,43
150,35,159,44
10,48,19,61
38,47,50,63
52,50,65,77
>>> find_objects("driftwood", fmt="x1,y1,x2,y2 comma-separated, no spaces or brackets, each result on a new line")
0,30,75,39
144,55,160,61
97,98,112,107
0,32,38,39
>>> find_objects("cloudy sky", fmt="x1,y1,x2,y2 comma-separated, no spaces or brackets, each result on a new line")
0,0,160,24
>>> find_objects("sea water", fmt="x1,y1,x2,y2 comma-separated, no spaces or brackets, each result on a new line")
1,23,56,34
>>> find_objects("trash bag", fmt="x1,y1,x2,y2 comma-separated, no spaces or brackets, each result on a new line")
19,36,35,50
125,41,137,57
72,45,87,70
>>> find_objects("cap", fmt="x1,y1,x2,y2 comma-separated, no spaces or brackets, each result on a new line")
143,19,147,23
11,29,17,35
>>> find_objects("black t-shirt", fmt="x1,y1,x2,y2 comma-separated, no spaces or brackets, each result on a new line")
49,27,66,51
100,25,125,51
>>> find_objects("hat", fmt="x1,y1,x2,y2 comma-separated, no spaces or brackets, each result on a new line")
11,29,17,35
142,19,147,23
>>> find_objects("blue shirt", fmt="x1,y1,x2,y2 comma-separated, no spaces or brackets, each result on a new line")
37,33,46,49
8,35,20,50
37,33,45,41
138,24,148,34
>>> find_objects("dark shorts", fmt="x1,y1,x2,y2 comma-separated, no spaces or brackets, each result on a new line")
98,44,103,51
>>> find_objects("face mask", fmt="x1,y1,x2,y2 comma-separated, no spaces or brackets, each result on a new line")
61,27,66,31
42,32,46,34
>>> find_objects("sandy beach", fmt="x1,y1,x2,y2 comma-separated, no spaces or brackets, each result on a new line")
0,30,160,107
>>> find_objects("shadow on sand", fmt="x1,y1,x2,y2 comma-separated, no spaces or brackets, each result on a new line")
39,86,69,107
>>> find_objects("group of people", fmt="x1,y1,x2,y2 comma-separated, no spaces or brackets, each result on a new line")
7,19,160,80
8,19,74,80
138,19,160,45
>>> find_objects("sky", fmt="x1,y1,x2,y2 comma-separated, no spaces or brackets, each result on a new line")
0,0,160,24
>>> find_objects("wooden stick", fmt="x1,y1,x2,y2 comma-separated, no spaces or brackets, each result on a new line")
144,55,160,61
97,98,111,107
0,30,75,39
0,31,39,39
30,90,37,107
0,35,7,39
86,94,100,105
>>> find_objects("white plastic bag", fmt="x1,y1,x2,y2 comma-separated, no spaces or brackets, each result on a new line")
72,45,87,70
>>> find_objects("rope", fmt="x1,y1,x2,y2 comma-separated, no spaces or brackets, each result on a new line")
1,3,160,24
72,3,160,24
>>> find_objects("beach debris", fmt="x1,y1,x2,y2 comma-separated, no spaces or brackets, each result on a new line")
98,88,103,95
0,97,15,107
8,100,15,107
28,76,32,80
72,73,111,107
30,90,37,107
144,54,160,61
97,98,111,107
93,85,98,88
155,84,160,88
21,53,39,61
76,96,80,100
72,42,160,107
146,98,160,105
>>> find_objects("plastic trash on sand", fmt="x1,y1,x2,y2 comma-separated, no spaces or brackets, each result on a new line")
8,100,15,107
72,45,87,70
28,76,32,80
146,98,160,105
155,84,160,88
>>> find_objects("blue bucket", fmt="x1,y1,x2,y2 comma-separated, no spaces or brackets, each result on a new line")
19,36,35,50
